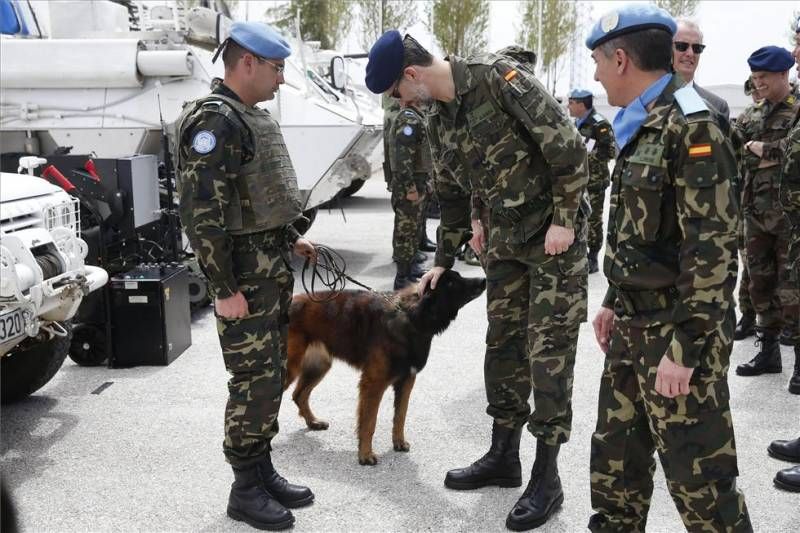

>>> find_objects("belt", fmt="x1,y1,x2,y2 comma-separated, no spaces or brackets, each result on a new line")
614,286,678,316
231,227,287,252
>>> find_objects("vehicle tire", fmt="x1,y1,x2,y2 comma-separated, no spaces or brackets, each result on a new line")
68,324,108,366
1,322,72,404
337,178,366,198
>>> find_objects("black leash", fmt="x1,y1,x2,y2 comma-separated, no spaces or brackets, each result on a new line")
301,244,391,304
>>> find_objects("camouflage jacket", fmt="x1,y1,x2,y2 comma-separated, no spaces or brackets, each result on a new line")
382,95,400,182
576,108,615,191
603,75,739,369
734,87,800,215
782,120,800,227
389,107,432,195
427,54,588,268
175,83,301,299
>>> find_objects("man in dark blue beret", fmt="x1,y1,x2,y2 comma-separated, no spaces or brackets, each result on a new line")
176,20,317,531
734,44,800,387
367,27,590,531
586,3,752,532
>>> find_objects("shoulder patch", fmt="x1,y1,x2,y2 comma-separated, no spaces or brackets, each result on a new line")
674,86,708,116
192,130,217,154
402,125,414,136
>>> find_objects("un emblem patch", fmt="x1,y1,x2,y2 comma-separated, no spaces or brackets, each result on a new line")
192,130,217,154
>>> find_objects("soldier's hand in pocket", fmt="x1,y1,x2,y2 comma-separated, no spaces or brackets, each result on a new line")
655,355,694,398
544,224,575,255
215,291,249,319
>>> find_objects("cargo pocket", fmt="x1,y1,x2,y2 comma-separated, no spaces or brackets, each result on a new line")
620,164,665,241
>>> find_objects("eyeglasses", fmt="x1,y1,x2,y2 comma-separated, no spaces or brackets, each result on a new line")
257,57,285,74
674,41,706,54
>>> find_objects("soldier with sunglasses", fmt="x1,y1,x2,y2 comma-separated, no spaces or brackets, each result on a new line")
176,22,316,530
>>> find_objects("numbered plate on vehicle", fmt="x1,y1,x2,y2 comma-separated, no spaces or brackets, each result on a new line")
0,308,26,344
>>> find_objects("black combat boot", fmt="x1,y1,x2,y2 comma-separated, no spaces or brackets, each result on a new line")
412,250,428,264
768,436,800,462
227,464,294,530
587,250,599,274
394,261,415,290
418,223,437,252
444,423,523,490
736,330,782,376
789,346,800,395
505,440,563,531
256,452,314,508
733,311,756,341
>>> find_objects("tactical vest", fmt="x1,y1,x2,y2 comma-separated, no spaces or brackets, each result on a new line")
388,108,432,174
175,93,302,235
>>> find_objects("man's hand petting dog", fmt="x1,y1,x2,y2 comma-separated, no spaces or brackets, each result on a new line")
418,266,446,296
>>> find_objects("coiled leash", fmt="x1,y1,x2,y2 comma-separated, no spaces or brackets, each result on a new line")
301,244,398,307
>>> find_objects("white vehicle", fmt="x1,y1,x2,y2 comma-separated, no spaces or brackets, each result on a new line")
0,168,108,403
0,0,383,219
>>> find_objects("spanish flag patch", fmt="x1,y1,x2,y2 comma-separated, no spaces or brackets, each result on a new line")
504,69,518,82
688,143,712,158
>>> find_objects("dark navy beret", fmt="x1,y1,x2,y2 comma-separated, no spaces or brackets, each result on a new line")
585,4,676,50
229,21,291,60
366,30,405,94
568,89,592,99
747,46,794,73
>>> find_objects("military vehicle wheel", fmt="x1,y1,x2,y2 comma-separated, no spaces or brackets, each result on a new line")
68,324,108,366
1,322,72,404
338,178,365,198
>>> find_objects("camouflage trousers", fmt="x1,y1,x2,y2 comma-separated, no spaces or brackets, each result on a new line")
587,186,607,255
391,184,424,263
737,218,753,315
744,210,799,339
589,312,752,533
216,244,293,468
484,234,587,445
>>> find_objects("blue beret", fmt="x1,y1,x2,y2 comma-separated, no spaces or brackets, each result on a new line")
585,4,676,50
366,30,404,94
229,21,291,60
748,46,794,73
568,89,592,99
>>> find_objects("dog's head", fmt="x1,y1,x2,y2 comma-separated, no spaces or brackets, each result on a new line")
414,269,486,335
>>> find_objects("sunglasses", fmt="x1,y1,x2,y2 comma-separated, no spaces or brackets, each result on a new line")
674,41,706,54
257,57,285,74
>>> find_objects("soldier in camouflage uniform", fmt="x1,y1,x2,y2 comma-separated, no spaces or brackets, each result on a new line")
567,89,616,273
733,46,800,379
385,99,432,289
366,31,589,530
586,5,752,532
732,77,763,341
175,22,315,531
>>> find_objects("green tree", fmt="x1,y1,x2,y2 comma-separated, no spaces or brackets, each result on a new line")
652,0,699,17
356,0,418,52
517,0,576,93
427,0,490,57
265,0,352,50
788,10,800,46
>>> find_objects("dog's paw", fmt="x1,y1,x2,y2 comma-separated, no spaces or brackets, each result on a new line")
308,419,329,430
393,440,411,452
358,452,378,466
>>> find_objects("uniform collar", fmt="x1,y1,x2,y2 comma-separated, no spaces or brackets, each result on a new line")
438,56,476,118
576,108,593,129
613,72,673,150
212,79,244,104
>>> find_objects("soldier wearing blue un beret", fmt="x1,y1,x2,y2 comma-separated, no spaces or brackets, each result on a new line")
566,88,615,275
586,4,753,532
175,21,317,530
